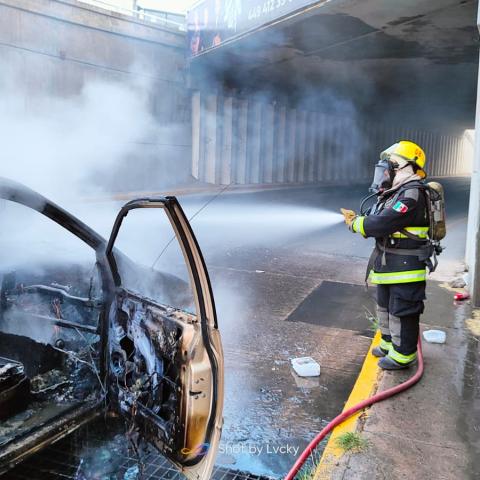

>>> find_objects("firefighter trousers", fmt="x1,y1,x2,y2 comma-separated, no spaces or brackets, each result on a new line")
376,282,426,357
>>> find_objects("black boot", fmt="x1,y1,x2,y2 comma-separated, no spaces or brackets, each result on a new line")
372,346,388,357
378,355,416,370
372,337,392,358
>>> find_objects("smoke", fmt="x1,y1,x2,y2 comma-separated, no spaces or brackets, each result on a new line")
1,293,57,345
0,51,193,282
188,11,371,185
0,57,156,271
0,58,159,204
0,200,97,269
0,55,180,344
191,87,369,186
187,0,477,187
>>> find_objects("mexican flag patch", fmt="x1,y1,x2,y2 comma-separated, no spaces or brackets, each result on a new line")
393,201,409,213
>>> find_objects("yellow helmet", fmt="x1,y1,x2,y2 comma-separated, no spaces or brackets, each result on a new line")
380,140,426,178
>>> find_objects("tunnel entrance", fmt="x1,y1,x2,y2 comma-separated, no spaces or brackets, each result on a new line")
187,0,479,302
187,0,477,186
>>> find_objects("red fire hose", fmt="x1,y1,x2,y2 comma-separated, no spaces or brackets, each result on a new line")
285,338,424,480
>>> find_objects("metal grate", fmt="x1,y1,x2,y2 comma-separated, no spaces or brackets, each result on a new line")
6,436,273,480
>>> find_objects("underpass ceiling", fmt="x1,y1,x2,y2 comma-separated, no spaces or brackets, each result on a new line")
189,0,479,130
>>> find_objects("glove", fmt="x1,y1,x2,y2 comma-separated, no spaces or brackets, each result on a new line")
340,208,356,226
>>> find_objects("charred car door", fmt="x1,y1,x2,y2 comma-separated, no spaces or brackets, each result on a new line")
105,197,224,480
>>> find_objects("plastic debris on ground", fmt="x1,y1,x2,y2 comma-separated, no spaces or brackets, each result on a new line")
454,292,470,301
290,357,321,377
423,330,446,344
124,465,139,480
450,277,466,288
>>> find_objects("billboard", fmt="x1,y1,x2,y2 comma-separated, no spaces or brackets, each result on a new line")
187,0,317,56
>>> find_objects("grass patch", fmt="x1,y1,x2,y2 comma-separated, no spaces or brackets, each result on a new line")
295,465,317,480
365,308,379,333
295,450,321,480
335,432,369,453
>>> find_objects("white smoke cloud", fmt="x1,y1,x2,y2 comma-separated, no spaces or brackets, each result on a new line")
0,59,157,204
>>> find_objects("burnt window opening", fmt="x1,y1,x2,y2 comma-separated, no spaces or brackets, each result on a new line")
0,200,105,445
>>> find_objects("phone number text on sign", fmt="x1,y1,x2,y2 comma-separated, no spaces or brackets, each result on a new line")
247,0,296,21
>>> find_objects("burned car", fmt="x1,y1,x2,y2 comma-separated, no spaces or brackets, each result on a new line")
0,177,224,479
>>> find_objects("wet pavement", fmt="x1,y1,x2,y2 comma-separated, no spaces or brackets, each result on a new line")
180,178,469,477
327,282,480,480
2,178,471,479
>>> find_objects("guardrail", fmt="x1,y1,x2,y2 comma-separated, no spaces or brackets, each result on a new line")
78,0,186,31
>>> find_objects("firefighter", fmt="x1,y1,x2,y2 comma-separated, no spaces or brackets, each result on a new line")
342,141,430,370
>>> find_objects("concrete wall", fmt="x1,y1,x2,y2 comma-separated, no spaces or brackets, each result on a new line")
466,19,480,306
0,0,190,190
192,91,473,186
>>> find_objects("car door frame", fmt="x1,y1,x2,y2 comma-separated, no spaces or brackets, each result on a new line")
105,196,224,477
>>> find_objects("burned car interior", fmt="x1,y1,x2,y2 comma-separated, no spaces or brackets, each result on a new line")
0,263,104,431
0,196,107,468
0,179,224,479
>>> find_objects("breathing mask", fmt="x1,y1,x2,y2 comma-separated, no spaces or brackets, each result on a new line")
369,159,397,194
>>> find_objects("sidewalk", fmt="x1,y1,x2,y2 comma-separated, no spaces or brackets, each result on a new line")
315,281,480,480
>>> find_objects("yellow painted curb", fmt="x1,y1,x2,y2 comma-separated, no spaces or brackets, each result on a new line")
313,331,382,480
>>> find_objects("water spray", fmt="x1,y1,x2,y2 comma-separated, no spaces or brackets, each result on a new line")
151,182,234,269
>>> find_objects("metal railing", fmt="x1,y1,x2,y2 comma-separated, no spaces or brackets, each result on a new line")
78,0,186,31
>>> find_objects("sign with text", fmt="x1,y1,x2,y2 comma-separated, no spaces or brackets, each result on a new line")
188,0,317,56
